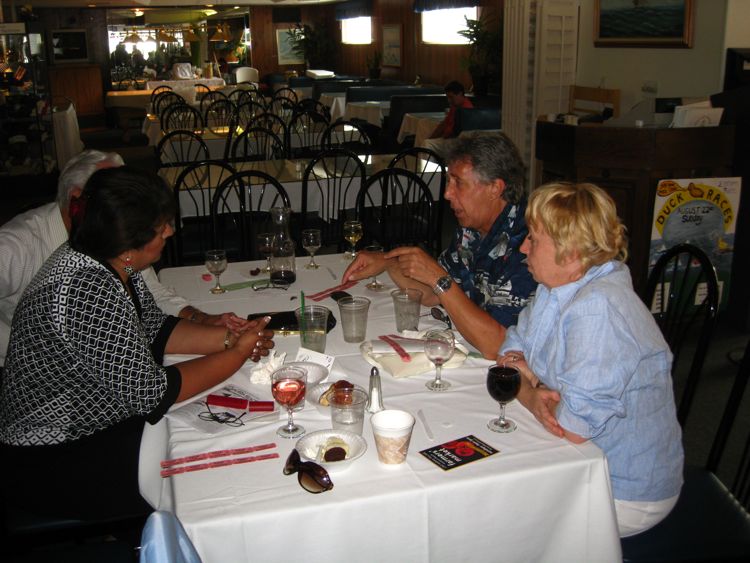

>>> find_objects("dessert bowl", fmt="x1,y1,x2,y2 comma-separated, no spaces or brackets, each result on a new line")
295,429,367,472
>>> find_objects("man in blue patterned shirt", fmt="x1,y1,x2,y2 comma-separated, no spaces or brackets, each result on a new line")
343,132,536,358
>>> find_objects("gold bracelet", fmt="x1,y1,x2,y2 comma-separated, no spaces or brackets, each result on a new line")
223,329,232,350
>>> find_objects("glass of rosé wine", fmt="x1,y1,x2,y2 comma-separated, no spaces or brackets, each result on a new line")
271,366,307,438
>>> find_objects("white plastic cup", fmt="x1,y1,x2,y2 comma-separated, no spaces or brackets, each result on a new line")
294,305,330,353
391,288,422,332
338,296,371,343
371,409,416,465
330,388,368,435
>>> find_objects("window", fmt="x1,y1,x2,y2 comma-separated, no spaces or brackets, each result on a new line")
421,7,477,45
341,17,372,45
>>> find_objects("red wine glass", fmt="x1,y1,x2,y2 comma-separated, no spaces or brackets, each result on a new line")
272,366,307,438
486,364,521,433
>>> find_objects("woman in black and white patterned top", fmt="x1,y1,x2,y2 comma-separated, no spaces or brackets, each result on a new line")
0,166,274,521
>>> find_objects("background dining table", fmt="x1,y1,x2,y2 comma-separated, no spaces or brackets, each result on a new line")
139,254,622,562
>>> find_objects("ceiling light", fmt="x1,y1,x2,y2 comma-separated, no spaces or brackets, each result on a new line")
183,28,200,42
124,30,141,44
132,9,144,17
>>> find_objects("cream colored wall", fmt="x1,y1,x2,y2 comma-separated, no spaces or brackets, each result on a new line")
576,0,728,112
724,0,750,48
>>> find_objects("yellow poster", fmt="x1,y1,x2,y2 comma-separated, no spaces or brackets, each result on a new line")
650,177,742,309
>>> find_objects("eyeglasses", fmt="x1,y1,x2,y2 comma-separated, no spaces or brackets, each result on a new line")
283,449,334,494
252,280,291,291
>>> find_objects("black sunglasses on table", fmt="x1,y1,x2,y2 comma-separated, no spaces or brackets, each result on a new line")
283,449,334,494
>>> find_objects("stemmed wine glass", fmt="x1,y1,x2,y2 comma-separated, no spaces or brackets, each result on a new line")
205,249,227,294
302,229,322,269
271,366,307,438
343,220,363,260
364,244,385,290
486,364,521,433
424,329,455,392
256,233,274,273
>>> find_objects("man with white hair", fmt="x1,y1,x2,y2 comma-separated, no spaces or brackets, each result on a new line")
0,150,247,366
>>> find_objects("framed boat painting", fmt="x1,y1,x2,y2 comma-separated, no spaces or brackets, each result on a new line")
594,0,694,48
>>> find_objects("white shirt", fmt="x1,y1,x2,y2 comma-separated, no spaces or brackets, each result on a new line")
0,202,189,366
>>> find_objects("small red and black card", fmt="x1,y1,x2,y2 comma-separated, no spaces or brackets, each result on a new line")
419,435,498,471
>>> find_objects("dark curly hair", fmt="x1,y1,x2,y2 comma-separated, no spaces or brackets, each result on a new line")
444,132,526,205
70,166,175,261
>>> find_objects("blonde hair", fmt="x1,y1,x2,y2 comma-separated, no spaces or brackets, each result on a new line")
527,182,628,270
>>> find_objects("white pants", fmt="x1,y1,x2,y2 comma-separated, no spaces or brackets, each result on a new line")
615,494,679,537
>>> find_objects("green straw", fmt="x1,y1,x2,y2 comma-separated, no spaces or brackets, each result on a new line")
299,291,306,334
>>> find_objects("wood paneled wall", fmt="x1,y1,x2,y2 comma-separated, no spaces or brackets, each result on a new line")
248,0,501,91
247,4,336,78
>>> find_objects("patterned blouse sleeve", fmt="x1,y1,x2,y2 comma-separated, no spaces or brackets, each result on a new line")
61,267,177,418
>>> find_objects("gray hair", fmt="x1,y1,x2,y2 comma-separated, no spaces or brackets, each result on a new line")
444,132,526,205
56,150,125,207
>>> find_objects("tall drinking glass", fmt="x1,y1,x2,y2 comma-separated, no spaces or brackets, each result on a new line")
256,233,274,273
364,244,385,290
272,366,307,438
486,365,521,433
205,249,227,294
302,229,322,269
343,220,363,260
424,329,455,392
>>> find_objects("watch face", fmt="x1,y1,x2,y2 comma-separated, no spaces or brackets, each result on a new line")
435,276,452,292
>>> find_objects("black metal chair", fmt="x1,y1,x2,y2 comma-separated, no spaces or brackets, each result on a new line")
301,148,366,250
621,337,750,562
231,126,287,163
268,94,297,127
356,168,437,252
320,120,373,153
203,98,237,136
160,103,203,134
211,170,291,261
272,86,298,104
200,89,228,113
169,160,238,266
156,130,209,168
236,100,267,129
388,147,447,255
150,84,172,106
643,243,720,426
295,99,331,123
288,109,329,159
153,91,184,117
194,82,211,99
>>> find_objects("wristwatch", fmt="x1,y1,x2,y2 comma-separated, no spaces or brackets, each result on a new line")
432,275,453,295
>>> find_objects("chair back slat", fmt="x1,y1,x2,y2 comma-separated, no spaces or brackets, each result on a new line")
644,243,720,426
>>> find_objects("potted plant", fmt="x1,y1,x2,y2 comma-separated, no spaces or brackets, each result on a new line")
287,22,336,69
366,49,382,79
457,15,502,96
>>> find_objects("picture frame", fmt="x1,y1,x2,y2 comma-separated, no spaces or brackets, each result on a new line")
276,29,304,66
50,29,89,63
382,24,401,68
594,0,694,48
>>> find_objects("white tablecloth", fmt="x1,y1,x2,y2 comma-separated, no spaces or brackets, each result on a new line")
141,255,621,562
398,111,445,147
146,78,226,90
52,103,84,169
320,93,346,122
344,101,391,127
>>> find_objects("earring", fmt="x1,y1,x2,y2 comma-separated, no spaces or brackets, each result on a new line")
124,256,135,276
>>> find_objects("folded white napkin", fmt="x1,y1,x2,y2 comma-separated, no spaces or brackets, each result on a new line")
360,330,467,379
249,351,287,385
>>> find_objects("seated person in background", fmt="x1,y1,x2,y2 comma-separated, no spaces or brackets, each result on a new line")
343,133,536,358
0,150,250,368
0,166,274,520
499,182,683,537
429,80,474,140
